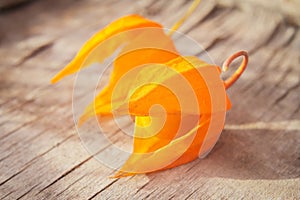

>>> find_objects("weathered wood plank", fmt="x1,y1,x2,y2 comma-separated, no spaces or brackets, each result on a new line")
0,0,299,199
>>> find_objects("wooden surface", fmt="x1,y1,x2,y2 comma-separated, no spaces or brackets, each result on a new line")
1,0,300,199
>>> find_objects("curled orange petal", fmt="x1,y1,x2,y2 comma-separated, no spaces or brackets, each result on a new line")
51,15,179,125
78,28,179,124
51,15,163,84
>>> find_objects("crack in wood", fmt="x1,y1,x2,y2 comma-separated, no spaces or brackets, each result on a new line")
36,134,123,195
15,184,38,200
0,99,35,116
1,126,54,158
249,22,282,55
0,0,36,12
143,0,169,16
184,5,231,35
134,176,155,195
87,179,118,200
264,68,293,96
184,187,199,200
0,78,88,143
15,42,53,66
0,99,14,108
291,103,300,117
0,119,38,141
195,35,229,57
271,81,300,107
0,134,74,186
37,155,94,195
0,104,71,142
0,110,74,163
282,26,298,48
140,187,158,199
35,122,132,197
241,47,288,95
168,194,175,200
0,191,14,200
184,160,201,173
54,173,88,198
0,152,12,163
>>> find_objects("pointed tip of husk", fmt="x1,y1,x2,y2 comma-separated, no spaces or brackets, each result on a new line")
111,170,136,179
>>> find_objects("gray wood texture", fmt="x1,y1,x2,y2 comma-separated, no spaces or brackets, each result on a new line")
0,0,299,199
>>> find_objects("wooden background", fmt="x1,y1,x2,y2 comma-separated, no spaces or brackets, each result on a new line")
0,0,299,199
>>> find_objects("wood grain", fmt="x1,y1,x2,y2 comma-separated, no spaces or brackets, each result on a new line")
0,0,299,199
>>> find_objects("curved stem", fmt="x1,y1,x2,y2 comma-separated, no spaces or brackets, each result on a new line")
168,0,202,36
222,50,249,89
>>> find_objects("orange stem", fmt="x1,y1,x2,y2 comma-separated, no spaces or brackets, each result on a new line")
168,0,202,36
222,50,249,89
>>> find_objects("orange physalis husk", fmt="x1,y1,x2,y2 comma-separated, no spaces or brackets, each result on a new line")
51,4,249,178
51,14,179,124
111,56,231,177
111,51,248,177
